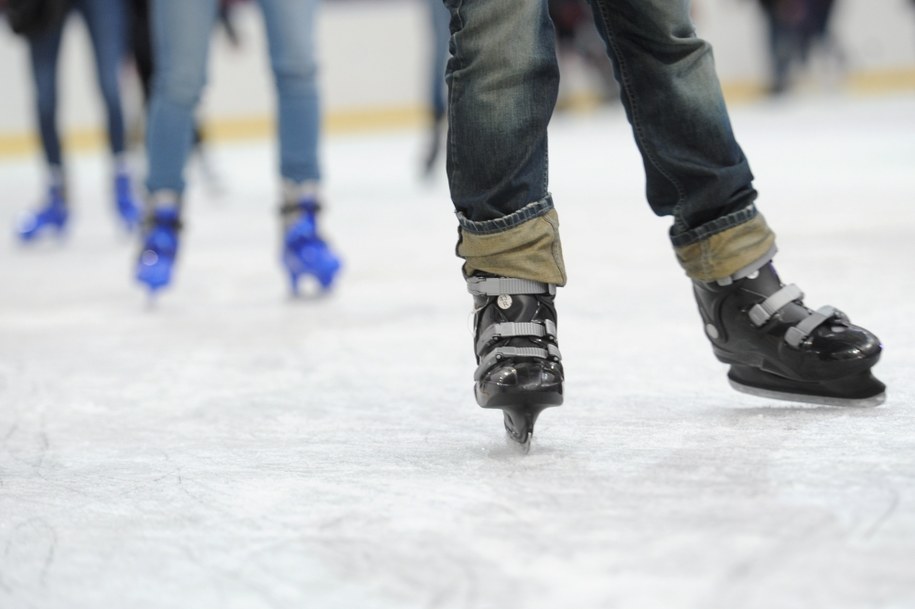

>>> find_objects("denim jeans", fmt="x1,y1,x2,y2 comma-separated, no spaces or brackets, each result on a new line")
28,0,129,167
444,0,773,283
146,0,321,196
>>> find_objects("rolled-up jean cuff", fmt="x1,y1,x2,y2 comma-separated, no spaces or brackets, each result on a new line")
674,212,777,282
669,204,760,247
457,208,567,286
456,195,554,235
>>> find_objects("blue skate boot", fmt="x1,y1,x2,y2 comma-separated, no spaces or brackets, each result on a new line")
281,197,341,295
16,183,68,242
136,205,181,293
114,171,141,232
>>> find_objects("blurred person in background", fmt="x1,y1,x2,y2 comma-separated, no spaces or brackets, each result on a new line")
136,0,341,295
798,0,845,88
441,0,885,446
757,0,807,94
549,0,618,108
757,0,845,95
5,0,141,242
421,0,450,178
128,0,240,193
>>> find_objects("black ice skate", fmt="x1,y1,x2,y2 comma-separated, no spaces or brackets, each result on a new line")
468,276,564,448
692,261,885,407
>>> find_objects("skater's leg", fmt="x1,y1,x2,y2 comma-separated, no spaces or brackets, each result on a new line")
80,0,129,159
80,0,140,230
259,0,340,293
444,0,565,441
445,0,565,286
27,16,66,170
588,0,883,403
145,0,218,198
17,13,69,240
259,0,321,185
138,0,218,291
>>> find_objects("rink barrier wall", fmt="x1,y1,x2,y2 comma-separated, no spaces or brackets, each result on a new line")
1,68,914,158
1,0,914,158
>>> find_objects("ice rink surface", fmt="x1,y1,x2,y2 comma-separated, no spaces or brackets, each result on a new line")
1,93,914,609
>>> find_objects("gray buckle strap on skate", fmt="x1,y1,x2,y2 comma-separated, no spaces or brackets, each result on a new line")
785,305,838,348
475,320,558,354
474,345,562,381
748,284,804,326
467,277,556,296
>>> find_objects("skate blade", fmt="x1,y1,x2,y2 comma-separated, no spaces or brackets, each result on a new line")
727,364,886,408
503,410,535,453
728,378,886,408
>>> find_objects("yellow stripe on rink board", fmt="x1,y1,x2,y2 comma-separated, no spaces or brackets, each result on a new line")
1,69,913,159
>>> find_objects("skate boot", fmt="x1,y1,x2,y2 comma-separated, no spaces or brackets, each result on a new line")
468,276,564,448
114,171,140,231
692,261,885,406
281,197,341,295
16,184,68,242
135,206,181,293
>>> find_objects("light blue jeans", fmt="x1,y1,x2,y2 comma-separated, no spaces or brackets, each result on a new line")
145,0,320,196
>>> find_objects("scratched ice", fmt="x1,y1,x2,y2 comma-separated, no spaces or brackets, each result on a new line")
1,94,913,609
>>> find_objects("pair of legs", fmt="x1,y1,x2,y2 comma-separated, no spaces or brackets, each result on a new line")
442,0,884,445
138,0,339,294
18,0,139,240
145,0,320,196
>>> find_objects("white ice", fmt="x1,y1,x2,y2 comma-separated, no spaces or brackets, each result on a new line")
1,93,914,609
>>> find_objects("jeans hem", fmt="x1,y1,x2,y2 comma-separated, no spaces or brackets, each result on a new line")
456,195,554,235
669,204,759,247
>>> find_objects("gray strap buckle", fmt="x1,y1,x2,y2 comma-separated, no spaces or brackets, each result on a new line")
785,306,838,348
467,277,555,297
474,344,562,381
748,284,803,326
475,319,558,355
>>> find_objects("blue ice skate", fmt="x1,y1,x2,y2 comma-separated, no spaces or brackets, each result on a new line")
114,171,141,231
16,185,68,242
136,208,181,293
281,199,341,295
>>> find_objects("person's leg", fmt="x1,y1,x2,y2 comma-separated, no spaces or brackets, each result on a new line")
137,0,217,293
28,24,66,170
259,0,321,185
80,0,129,157
444,0,564,444
259,0,340,293
587,0,883,404
145,0,217,198
80,0,140,229
17,13,69,240
445,0,565,286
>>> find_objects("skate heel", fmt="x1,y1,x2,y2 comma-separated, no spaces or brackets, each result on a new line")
135,207,181,293
728,364,886,407
16,184,68,242
281,196,342,295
